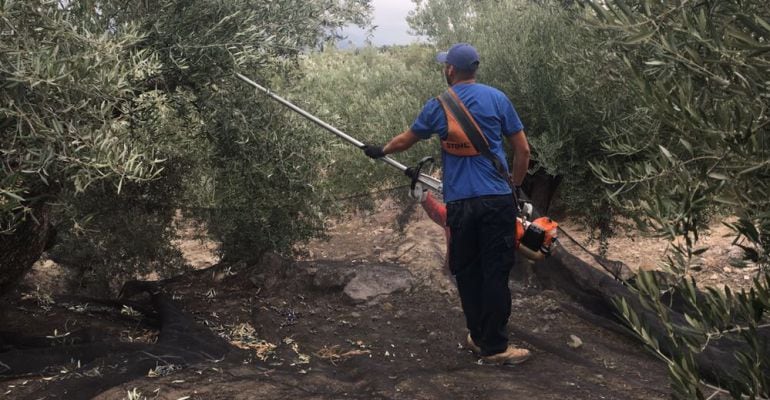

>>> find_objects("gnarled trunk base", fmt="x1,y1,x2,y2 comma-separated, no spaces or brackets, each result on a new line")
0,202,52,294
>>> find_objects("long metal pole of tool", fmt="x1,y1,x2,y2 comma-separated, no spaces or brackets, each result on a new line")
235,73,442,193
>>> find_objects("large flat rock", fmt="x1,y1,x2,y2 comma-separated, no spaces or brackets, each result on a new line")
343,264,414,303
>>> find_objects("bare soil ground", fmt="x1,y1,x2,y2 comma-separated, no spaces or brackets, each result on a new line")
2,199,749,399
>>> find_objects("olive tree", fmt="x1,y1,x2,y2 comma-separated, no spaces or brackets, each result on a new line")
584,0,770,397
1,0,371,292
1,1,166,290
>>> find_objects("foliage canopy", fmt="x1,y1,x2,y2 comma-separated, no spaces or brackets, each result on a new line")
583,0,770,397
1,0,371,290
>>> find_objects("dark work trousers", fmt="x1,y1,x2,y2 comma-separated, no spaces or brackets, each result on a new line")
446,194,517,356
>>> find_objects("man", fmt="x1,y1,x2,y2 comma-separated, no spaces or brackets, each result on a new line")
363,43,532,364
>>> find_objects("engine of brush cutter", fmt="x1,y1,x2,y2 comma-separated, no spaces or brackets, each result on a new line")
404,158,557,261
515,203,558,261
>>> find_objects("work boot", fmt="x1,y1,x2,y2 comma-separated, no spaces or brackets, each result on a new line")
466,333,481,354
482,346,531,365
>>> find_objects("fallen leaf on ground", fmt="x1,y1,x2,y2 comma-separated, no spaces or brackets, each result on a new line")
568,334,583,349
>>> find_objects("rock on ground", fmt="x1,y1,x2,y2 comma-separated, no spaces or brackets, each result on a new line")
343,264,414,303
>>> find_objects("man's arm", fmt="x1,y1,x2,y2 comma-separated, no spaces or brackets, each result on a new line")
362,129,421,159
383,129,420,155
364,98,438,159
509,130,530,186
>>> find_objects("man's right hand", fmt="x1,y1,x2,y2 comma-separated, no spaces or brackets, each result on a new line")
363,144,385,159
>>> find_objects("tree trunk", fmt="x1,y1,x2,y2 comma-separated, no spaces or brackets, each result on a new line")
0,202,52,294
521,169,562,214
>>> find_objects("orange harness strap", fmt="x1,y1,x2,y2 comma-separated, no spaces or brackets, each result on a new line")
436,88,488,157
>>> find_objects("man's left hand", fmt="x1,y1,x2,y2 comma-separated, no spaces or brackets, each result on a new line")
363,144,385,159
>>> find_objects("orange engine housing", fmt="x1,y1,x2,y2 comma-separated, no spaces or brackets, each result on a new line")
515,217,559,261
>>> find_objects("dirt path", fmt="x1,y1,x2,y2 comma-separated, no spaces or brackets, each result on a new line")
3,199,749,399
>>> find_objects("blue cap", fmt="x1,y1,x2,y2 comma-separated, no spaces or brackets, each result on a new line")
436,43,480,72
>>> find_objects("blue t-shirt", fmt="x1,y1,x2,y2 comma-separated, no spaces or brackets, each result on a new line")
410,83,524,202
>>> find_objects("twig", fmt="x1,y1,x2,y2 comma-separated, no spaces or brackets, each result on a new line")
705,388,721,400
704,322,770,348
139,351,184,366
315,345,370,365
199,351,226,363
701,380,770,400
